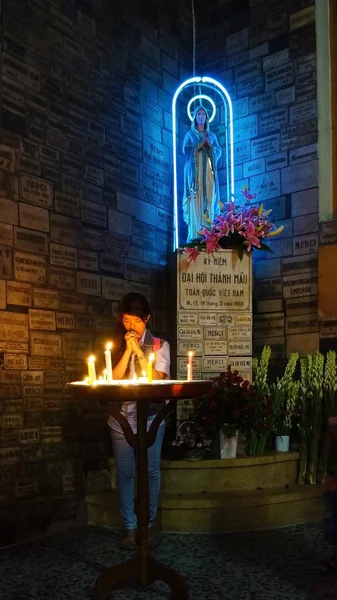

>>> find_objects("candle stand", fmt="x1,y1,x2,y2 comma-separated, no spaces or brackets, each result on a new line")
69,380,211,599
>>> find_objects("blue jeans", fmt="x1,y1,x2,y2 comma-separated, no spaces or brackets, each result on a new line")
110,424,165,530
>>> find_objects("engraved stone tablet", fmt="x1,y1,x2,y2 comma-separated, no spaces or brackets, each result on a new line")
49,266,75,291
0,246,12,279
29,309,56,331
54,191,80,218
283,274,318,299
50,243,78,268
102,276,128,300
76,271,101,296
14,227,48,255
20,174,52,208
56,312,75,330
19,203,49,232
14,252,46,284
30,332,62,356
62,332,92,360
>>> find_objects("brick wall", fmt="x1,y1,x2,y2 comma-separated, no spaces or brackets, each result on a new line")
0,0,191,539
197,0,318,370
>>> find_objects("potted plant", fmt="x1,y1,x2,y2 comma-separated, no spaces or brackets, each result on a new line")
271,353,299,452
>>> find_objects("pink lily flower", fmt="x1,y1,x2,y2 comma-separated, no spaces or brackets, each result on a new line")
200,227,222,254
239,221,261,252
183,246,200,263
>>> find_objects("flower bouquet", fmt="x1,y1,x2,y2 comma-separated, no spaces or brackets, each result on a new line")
192,367,249,444
271,353,299,451
183,188,284,262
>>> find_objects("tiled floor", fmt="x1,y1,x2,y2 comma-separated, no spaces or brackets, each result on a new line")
0,522,332,599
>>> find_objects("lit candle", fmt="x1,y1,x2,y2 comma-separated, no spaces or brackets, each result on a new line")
87,355,96,385
103,369,107,381
187,351,193,381
147,353,154,383
105,342,113,383
139,370,148,382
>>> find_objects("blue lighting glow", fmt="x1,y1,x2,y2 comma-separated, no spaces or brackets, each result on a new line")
187,94,216,123
172,76,235,250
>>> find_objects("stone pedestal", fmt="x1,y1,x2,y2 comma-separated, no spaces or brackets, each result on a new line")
176,249,252,421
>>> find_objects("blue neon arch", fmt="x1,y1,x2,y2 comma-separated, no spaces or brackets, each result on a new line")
172,76,235,250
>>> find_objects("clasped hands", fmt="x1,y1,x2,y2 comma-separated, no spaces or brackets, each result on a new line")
125,330,142,355
198,134,210,151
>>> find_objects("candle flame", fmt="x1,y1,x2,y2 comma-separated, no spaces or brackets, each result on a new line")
142,370,147,377
188,351,193,358
106,342,112,351
88,355,95,363
133,373,138,381
149,353,155,363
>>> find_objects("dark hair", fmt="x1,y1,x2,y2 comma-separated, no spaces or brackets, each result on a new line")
117,292,151,323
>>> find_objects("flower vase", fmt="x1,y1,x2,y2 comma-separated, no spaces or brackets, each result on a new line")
246,430,269,456
275,435,290,452
217,430,238,459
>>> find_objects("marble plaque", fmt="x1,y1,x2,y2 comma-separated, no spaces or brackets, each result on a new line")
177,357,202,373
100,252,124,276
81,200,107,228
0,198,18,225
227,28,248,55
228,341,252,355
283,274,318,299
204,326,227,341
234,114,258,142
55,312,75,330
50,243,78,268
263,49,289,72
276,86,296,106
199,314,218,326
4,355,27,370
177,326,203,340
143,137,170,174
54,191,80,218
259,108,288,135
0,246,12,279
282,254,317,276
76,271,101,296
14,252,46,284
248,91,274,114
265,63,293,91
228,327,252,340
50,213,79,246
254,312,284,338
84,165,104,188
140,165,171,205
251,134,280,159
178,251,251,312
14,227,48,255
290,100,317,125
204,340,228,354
49,266,75,291
62,332,92,360
62,174,85,198
234,140,250,163
29,309,56,331
124,258,150,284
6,281,31,307
320,220,337,246
265,152,288,171
281,160,318,194
243,157,265,178
33,288,59,309
256,298,283,313
178,314,199,326
0,223,13,247
121,116,142,142
75,315,95,331
255,277,282,300
0,144,15,172
59,293,86,312
30,332,62,356
202,355,227,371
286,314,318,335
105,232,129,256
78,249,98,272
237,75,264,97
80,228,104,251
19,203,49,233
21,371,43,386
0,171,18,202
320,323,337,339
2,414,23,428
177,341,204,355
286,296,317,316
290,6,315,30
20,174,52,209
250,170,280,201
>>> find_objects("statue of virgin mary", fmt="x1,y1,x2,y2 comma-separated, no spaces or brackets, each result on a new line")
182,105,222,242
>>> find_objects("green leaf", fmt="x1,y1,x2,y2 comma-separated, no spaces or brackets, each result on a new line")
237,244,244,261
259,242,274,253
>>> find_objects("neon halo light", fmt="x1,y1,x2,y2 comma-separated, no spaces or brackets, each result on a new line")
187,94,216,123
172,76,235,250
